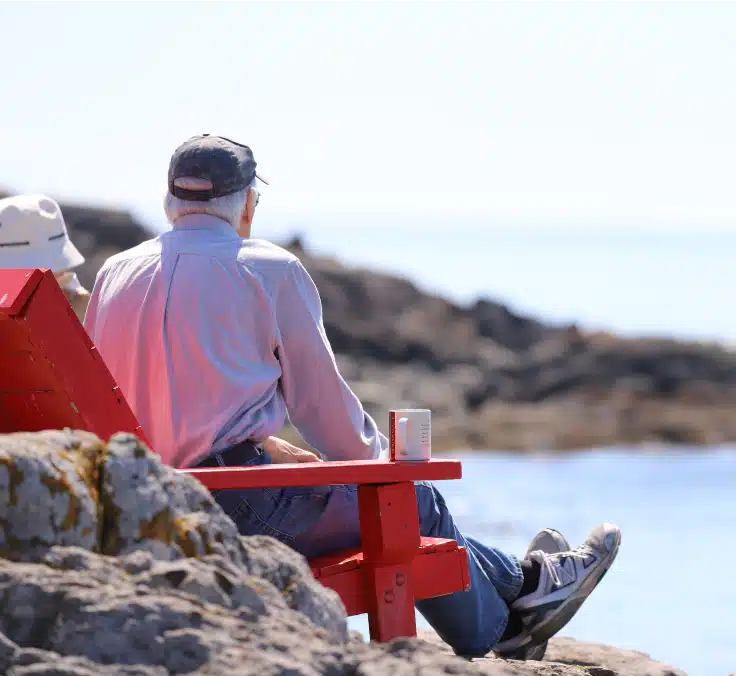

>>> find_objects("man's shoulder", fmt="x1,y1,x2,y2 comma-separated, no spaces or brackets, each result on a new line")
99,237,162,273
238,239,300,265
236,240,310,280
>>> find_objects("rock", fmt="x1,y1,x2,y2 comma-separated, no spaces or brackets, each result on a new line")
0,431,487,675
0,430,347,642
286,245,736,452
415,631,688,676
0,430,102,562
99,432,246,565
544,638,687,676
0,547,345,674
0,431,687,675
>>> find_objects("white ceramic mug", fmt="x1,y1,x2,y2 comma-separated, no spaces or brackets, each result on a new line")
389,409,431,462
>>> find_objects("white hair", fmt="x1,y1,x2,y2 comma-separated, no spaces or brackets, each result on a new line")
163,178,256,229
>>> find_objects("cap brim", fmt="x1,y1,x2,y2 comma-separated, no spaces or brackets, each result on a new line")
255,172,270,186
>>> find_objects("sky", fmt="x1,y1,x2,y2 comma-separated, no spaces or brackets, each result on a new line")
0,1,735,233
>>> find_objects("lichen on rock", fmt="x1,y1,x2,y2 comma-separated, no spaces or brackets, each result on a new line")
0,430,103,562
0,429,348,643
99,433,245,566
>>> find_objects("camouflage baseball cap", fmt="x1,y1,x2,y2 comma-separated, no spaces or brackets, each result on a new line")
168,134,268,202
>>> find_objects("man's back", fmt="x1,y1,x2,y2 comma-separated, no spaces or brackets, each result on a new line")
84,214,385,467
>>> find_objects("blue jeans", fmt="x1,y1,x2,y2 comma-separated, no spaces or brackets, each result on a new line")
212,453,523,656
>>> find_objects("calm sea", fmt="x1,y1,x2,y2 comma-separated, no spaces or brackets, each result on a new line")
348,449,736,675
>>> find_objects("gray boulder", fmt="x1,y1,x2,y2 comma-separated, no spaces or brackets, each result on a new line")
0,430,346,640
415,630,688,676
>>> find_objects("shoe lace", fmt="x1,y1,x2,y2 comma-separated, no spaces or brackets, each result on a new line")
539,544,597,589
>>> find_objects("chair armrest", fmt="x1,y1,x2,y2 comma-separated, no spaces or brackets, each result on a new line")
182,458,462,490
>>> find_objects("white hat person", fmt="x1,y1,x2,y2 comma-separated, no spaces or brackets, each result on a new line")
0,193,90,321
0,194,85,272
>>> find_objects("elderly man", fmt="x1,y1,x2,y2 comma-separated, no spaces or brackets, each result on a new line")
84,134,621,660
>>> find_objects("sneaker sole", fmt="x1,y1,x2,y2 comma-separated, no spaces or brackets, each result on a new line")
523,528,621,646
499,641,547,661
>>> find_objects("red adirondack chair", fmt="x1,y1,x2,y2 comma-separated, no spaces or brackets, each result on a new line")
0,268,470,642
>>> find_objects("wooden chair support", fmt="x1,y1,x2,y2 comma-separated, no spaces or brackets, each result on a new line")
0,268,471,642
184,461,470,641
0,268,145,440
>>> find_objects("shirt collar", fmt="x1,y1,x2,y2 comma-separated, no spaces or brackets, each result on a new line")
171,213,239,238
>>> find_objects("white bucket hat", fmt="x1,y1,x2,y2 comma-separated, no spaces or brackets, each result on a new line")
0,194,85,272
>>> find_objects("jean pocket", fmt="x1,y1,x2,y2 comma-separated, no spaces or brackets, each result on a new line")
217,485,332,546
266,485,332,541
214,487,284,538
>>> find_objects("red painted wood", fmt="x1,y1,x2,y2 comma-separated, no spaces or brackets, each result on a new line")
183,458,462,489
364,562,417,640
0,268,44,315
311,548,362,576
412,544,471,599
0,268,147,443
311,538,470,616
183,458,470,641
357,483,422,641
358,482,421,562
311,537,461,577
316,568,364,615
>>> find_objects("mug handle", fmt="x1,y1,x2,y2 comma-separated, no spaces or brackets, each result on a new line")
398,417,409,456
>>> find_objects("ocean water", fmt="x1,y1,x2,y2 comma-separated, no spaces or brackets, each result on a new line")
347,449,736,676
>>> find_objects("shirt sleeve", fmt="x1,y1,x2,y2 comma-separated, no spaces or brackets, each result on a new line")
274,259,388,461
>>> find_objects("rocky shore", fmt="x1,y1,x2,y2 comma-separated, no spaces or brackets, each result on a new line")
0,430,687,675
4,188,735,452
287,237,736,452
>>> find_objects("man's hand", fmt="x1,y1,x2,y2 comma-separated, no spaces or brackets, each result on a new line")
262,436,323,464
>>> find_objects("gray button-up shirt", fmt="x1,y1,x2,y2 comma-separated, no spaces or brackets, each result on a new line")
84,213,387,468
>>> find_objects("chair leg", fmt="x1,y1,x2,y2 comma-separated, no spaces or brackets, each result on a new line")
362,561,417,641
357,482,421,642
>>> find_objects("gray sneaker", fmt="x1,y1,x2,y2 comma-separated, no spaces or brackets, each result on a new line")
494,528,570,661
494,522,621,655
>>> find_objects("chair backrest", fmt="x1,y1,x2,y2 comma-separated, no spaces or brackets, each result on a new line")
0,268,147,442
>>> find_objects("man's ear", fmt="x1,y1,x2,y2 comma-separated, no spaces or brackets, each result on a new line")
239,188,256,236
